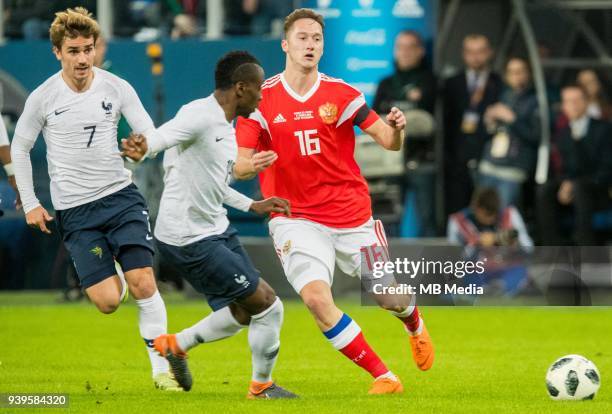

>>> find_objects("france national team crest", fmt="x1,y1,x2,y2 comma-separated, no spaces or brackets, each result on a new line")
101,99,113,118
318,102,338,124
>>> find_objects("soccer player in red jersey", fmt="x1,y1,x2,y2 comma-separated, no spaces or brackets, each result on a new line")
234,8,434,394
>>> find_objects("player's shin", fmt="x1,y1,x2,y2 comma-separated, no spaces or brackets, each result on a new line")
248,297,283,383
135,290,170,376
324,313,394,380
176,306,246,351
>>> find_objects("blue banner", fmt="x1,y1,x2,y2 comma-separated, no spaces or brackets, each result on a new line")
303,0,435,104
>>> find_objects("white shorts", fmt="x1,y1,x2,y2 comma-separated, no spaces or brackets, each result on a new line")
268,217,389,293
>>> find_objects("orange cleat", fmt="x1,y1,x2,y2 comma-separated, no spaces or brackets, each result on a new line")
247,380,298,399
153,334,186,358
368,377,404,395
153,334,192,391
409,323,435,371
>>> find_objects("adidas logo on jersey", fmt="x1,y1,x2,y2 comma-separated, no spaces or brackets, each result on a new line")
273,113,287,124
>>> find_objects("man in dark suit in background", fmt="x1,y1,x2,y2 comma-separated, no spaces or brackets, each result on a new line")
373,30,437,236
443,34,503,217
537,84,612,245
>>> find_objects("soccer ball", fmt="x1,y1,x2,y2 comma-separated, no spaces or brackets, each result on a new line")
546,354,600,400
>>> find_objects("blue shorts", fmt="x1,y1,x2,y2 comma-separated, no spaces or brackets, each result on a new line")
56,183,154,289
156,226,260,311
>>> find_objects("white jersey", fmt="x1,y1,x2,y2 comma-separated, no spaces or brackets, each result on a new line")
0,113,8,147
151,94,253,246
11,67,156,213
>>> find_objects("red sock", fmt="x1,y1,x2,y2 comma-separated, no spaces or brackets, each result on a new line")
397,306,421,333
339,332,388,378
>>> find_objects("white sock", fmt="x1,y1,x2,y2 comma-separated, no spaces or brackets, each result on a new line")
176,306,246,351
248,297,283,383
375,371,398,381
390,295,423,335
135,291,170,376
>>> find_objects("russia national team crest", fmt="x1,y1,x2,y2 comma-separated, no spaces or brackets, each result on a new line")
318,102,338,124
282,240,292,255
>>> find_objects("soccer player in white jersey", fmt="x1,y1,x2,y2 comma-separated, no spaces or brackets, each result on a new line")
121,51,297,399
9,8,185,391
0,113,21,209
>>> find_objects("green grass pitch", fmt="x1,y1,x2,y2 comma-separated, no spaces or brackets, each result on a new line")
1,292,611,413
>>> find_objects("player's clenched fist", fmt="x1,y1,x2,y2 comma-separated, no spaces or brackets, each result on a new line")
386,107,406,130
250,196,290,217
121,133,148,162
26,205,54,234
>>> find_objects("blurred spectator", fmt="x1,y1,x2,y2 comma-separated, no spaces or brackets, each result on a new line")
373,30,437,236
113,0,161,39
3,0,48,39
537,84,612,245
224,0,253,35
243,0,295,36
478,57,540,208
373,30,435,114
93,34,109,69
166,0,206,39
443,34,503,217
4,0,95,39
225,0,295,36
447,187,533,296
576,69,612,121
171,13,198,39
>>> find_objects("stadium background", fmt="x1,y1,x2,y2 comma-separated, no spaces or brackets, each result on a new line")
1,1,612,413
1,0,611,294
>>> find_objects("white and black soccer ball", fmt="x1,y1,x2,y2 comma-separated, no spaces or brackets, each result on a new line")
546,354,600,400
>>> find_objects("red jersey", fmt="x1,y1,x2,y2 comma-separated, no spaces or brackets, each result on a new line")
236,72,379,228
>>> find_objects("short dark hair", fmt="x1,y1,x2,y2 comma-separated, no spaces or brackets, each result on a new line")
397,29,423,47
471,187,500,214
215,51,261,90
284,8,324,37
505,56,531,73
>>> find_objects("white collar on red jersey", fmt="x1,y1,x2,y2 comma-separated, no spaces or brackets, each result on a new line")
279,72,321,103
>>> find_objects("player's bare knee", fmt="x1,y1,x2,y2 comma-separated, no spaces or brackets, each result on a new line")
94,298,120,314
229,303,251,325
302,293,334,319
256,280,277,307
125,268,157,299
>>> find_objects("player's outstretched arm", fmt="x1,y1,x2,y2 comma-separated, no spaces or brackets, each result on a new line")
0,145,21,209
250,197,290,217
0,116,21,209
121,133,149,162
234,147,277,180
363,107,406,151
24,205,54,234
11,134,54,233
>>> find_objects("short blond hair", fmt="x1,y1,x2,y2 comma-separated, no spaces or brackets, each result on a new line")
49,7,100,49
283,8,324,37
